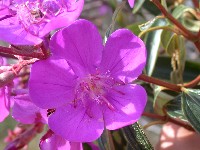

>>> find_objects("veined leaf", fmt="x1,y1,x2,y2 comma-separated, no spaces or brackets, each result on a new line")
165,94,188,122
182,89,200,132
122,122,154,150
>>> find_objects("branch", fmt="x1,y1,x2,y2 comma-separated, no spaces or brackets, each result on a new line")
138,74,200,92
0,46,44,59
192,0,199,8
12,58,38,74
183,75,200,88
143,112,194,131
138,74,182,92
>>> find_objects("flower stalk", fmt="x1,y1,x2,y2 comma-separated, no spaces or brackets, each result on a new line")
138,74,200,92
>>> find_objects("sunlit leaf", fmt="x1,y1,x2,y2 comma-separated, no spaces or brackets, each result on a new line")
172,4,193,19
153,86,173,116
161,0,168,10
144,19,167,76
161,29,172,50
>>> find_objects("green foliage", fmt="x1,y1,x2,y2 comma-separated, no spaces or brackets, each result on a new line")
172,4,200,32
122,122,154,150
132,0,145,14
153,86,173,116
143,19,167,76
165,95,188,122
182,89,200,132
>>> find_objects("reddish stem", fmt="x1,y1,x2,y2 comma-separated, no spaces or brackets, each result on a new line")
138,74,181,92
143,112,194,131
12,58,38,74
40,43,49,59
183,75,200,88
192,0,199,8
0,45,44,59
138,74,200,92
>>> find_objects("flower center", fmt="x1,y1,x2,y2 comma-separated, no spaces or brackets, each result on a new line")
74,73,117,110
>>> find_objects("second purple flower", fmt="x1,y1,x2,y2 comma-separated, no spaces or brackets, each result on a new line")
0,0,84,45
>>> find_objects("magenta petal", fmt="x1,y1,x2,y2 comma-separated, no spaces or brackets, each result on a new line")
100,29,146,83
40,130,83,150
0,90,9,122
104,84,147,130
29,57,77,109
128,0,135,8
0,17,42,45
48,104,104,142
12,94,47,124
70,142,83,150
39,0,84,37
50,19,103,76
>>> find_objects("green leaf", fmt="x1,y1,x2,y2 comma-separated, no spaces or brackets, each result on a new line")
166,34,177,56
168,35,186,84
132,0,145,14
172,4,193,19
126,23,142,36
97,129,114,150
171,4,199,32
165,95,188,122
182,18,200,32
143,0,160,16
153,86,174,116
182,89,200,132
161,0,168,10
139,17,166,31
161,29,172,50
122,122,154,150
144,19,167,76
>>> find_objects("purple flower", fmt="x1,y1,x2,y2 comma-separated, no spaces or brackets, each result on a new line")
0,87,10,122
29,19,147,142
128,0,135,8
0,0,84,45
12,93,48,124
0,57,13,122
40,130,83,150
